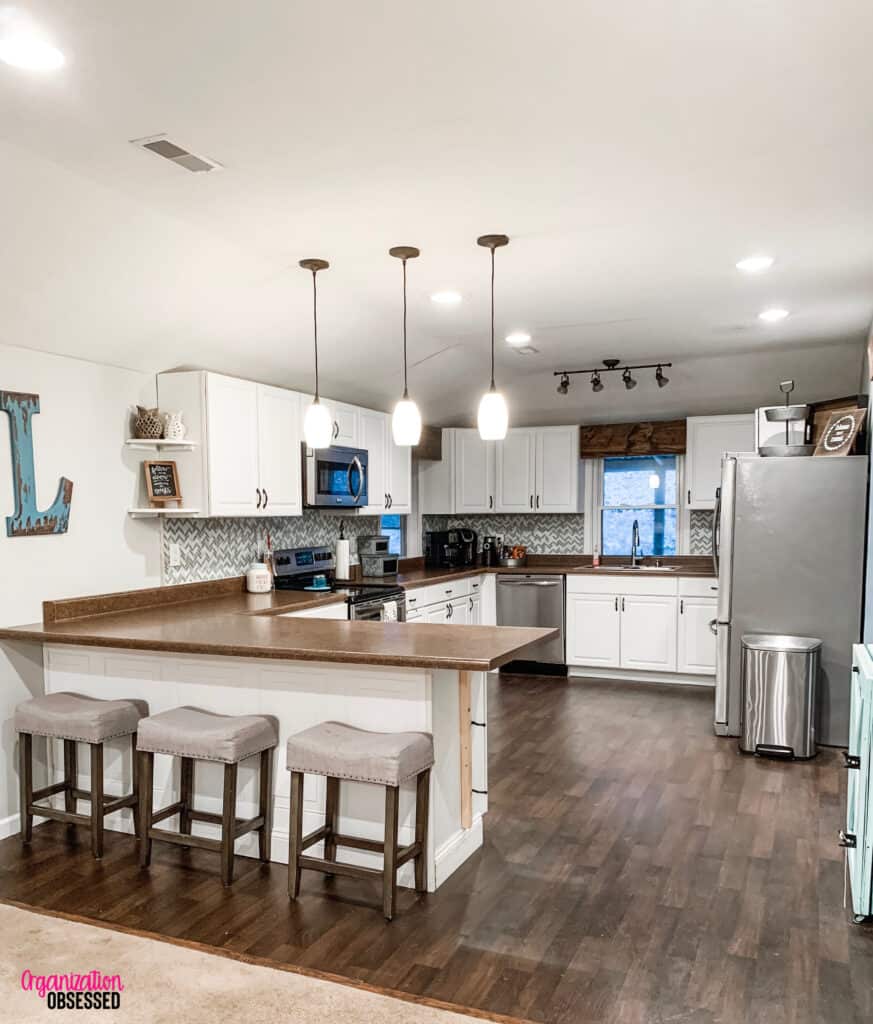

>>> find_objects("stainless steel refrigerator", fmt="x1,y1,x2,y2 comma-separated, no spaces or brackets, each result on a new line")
714,453,867,746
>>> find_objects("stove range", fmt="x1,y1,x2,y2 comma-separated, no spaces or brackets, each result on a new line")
273,545,406,621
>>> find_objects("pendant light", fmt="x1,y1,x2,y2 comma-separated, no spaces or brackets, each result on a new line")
476,234,510,440
299,258,334,450
389,245,422,446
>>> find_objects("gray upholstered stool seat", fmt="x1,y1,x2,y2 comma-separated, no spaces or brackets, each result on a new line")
15,691,148,860
136,706,278,886
15,691,147,743
286,721,434,920
137,706,278,764
286,721,434,786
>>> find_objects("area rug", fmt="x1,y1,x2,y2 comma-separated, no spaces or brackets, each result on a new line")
0,903,511,1024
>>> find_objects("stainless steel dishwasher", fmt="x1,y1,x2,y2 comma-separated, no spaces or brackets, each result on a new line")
496,574,566,673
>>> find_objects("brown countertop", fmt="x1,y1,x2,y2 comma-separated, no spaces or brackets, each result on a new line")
0,581,554,672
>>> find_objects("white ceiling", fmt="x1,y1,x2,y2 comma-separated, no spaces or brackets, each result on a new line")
1,1,871,425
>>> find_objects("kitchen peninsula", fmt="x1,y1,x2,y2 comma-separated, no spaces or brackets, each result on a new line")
0,577,553,891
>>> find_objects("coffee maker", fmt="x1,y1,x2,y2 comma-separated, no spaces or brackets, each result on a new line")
424,529,478,569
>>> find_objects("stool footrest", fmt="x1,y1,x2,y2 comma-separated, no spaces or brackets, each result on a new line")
31,780,69,801
103,793,136,815
149,827,221,852
298,854,383,882
29,804,92,827
151,800,185,825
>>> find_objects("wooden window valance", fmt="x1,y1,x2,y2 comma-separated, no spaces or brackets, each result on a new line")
579,419,686,458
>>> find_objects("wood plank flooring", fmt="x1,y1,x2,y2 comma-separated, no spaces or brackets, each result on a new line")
2,675,872,1023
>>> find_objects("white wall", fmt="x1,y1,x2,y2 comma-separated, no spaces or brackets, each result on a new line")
0,343,161,835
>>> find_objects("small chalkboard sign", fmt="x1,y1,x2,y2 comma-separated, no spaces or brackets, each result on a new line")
814,409,867,457
143,460,182,505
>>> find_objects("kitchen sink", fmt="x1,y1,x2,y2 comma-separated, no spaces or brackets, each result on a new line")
591,564,677,572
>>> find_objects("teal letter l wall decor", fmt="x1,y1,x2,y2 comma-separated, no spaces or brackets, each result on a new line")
1,390,73,536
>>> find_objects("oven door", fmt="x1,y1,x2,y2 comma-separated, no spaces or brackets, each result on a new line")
350,595,407,622
303,445,369,508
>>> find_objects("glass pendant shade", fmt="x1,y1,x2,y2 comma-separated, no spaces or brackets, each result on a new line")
392,396,422,446
304,398,333,450
477,387,508,441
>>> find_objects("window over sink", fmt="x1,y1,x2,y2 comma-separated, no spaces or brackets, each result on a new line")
600,455,678,557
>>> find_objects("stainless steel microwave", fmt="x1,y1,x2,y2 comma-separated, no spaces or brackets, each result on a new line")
302,443,369,508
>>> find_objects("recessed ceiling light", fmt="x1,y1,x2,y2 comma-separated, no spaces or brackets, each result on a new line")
505,331,531,347
0,32,65,71
736,255,774,273
758,307,790,323
430,291,462,305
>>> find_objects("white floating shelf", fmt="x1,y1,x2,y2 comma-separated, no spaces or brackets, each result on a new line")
127,508,201,519
124,438,198,451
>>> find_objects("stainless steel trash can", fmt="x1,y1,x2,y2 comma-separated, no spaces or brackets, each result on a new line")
740,634,822,759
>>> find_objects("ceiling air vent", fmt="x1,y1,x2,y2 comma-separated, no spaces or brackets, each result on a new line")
130,134,222,173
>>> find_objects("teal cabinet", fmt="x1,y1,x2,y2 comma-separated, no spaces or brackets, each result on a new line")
846,645,873,920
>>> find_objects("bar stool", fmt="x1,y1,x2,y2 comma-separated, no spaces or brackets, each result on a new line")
286,721,434,920
137,706,278,886
14,691,148,859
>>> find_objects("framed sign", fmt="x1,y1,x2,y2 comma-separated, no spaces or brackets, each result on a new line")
814,409,867,457
143,460,182,504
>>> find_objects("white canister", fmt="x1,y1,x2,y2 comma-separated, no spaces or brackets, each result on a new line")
246,562,273,594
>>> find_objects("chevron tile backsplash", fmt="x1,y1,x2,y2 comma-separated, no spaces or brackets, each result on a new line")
162,513,384,585
422,514,585,553
689,510,714,556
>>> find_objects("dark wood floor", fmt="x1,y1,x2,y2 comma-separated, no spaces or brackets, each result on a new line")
2,675,872,1023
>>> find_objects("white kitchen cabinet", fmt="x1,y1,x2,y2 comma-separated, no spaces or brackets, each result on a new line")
619,594,678,672
535,427,579,513
386,434,412,514
425,602,451,624
495,429,537,512
678,596,717,674
686,414,754,509
257,385,302,516
359,409,389,514
299,396,359,448
469,592,482,625
566,591,621,668
205,375,261,516
455,429,496,513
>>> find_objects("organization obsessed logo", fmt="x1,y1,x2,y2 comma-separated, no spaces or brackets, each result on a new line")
20,969,124,1010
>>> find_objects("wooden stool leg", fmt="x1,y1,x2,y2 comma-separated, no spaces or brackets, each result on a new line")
258,748,273,863
220,762,238,886
383,785,399,921
323,776,339,874
138,751,154,867
414,768,431,893
63,740,78,815
288,771,304,900
89,743,104,859
179,757,194,843
18,733,33,844
130,735,140,838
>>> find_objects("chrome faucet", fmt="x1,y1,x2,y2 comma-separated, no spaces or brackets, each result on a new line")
631,519,642,567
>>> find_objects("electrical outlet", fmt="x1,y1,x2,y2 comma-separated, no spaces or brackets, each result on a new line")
169,542,182,568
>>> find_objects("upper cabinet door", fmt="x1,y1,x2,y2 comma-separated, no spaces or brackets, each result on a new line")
686,415,755,509
455,429,496,513
386,436,412,514
495,429,536,512
205,374,261,516
257,385,302,517
331,401,360,447
535,427,579,513
359,409,388,514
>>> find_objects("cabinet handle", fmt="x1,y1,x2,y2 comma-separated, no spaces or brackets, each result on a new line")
489,495,493,509
530,494,534,509
680,599,684,614
447,602,453,619
621,597,625,612
536,494,540,509
263,489,268,510
387,493,392,508
469,597,474,612
256,488,262,509
384,493,389,508
333,420,339,440
614,597,618,612
688,489,691,504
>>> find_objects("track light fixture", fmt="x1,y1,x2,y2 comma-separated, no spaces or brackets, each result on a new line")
553,358,672,395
